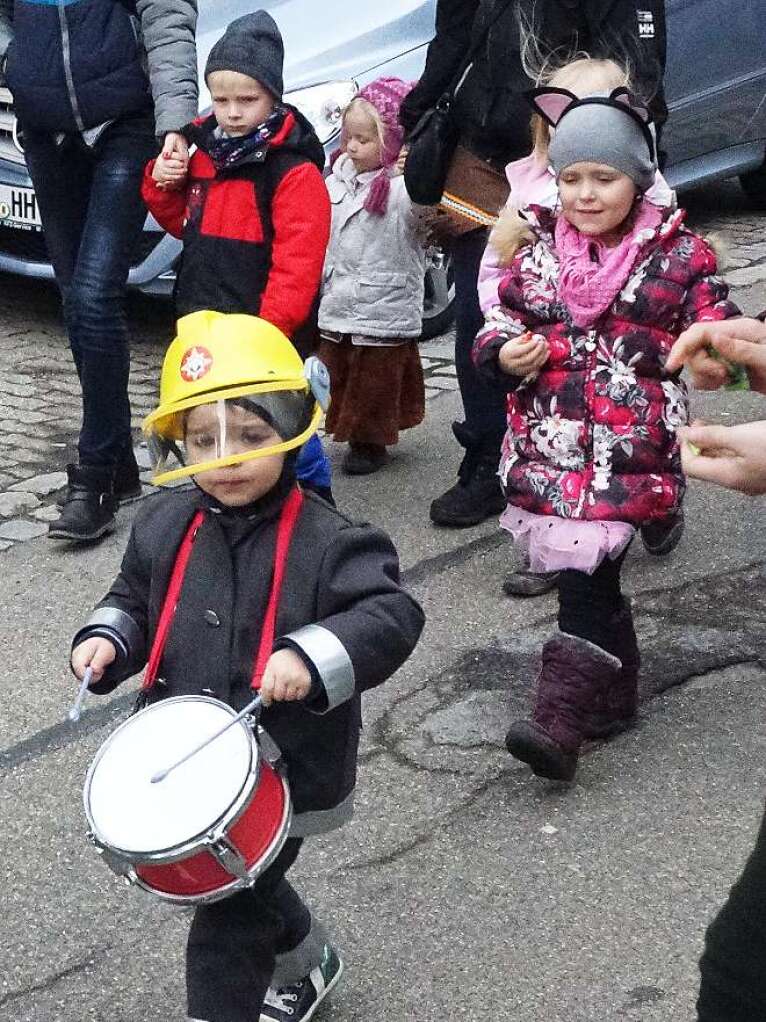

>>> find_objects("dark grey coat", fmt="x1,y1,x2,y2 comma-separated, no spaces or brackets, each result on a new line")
73,484,425,836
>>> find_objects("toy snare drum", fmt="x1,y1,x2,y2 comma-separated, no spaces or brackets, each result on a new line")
83,695,291,904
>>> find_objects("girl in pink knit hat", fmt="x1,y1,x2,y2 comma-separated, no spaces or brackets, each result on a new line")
318,77,426,475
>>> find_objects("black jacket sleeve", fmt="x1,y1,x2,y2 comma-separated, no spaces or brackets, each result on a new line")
72,527,152,695
399,0,480,134
308,523,425,694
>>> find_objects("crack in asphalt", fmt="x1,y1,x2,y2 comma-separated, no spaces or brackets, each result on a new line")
0,946,114,1009
403,530,505,587
364,561,766,774
340,770,513,872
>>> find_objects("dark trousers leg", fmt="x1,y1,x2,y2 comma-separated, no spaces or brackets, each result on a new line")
23,129,154,467
698,806,766,1021
557,547,631,655
451,228,506,449
186,839,306,1022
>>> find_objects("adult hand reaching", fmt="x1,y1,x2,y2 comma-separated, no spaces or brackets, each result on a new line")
667,318,766,392
162,131,190,163
679,421,766,495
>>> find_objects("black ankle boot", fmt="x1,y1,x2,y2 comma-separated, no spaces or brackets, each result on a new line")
57,443,141,508
430,422,505,527
49,464,116,542
114,443,142,503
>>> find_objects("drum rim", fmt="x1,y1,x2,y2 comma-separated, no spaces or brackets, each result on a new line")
83,694,260,861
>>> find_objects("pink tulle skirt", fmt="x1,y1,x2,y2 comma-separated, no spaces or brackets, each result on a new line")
500,505,635,575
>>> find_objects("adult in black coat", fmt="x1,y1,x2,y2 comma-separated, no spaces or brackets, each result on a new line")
400,0,667,530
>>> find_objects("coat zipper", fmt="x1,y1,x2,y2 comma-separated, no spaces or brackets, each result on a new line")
58,0,85,132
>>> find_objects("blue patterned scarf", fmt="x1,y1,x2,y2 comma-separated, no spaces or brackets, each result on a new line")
208,107,288,171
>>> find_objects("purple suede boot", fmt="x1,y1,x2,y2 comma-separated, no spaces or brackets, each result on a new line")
505,632,622,781
587,598,640,739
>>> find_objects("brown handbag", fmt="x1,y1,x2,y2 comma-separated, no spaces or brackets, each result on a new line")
419,144,510,241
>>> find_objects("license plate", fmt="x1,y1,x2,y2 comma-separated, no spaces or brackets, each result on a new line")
0,184,42,230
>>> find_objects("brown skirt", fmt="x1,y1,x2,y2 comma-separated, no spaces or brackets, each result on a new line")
318,336,425,446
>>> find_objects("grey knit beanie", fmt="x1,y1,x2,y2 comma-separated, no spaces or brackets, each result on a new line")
205,11,284,99
544,91,656,192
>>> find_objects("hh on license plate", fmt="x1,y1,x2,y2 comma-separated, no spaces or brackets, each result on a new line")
0,184,42,230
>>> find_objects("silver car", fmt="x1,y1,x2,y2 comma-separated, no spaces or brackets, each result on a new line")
0,0,764,336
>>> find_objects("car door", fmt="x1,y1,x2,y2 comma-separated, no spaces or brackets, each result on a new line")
664,0,766,170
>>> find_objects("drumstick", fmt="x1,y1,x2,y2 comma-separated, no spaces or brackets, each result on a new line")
68,667,94,723
150,693,263,784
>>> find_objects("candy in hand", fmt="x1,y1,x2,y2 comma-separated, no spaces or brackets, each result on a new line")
706,345,749,390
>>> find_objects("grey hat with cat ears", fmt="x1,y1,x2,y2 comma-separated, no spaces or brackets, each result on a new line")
527,86,657,192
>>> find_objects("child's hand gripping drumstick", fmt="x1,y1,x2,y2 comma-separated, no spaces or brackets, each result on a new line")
68,667,93,723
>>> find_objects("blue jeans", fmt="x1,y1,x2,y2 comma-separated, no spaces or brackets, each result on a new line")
452,228,507,452
23,123,156,468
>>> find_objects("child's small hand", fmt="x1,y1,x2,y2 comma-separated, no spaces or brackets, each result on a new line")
71,638,117,683
498,332,549,376
259,649,312,706
152,153,188,192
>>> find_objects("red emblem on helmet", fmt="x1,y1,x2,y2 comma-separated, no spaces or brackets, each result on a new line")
180,346,213,382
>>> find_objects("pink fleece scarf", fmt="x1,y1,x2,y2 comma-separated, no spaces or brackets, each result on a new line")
555,199,664,327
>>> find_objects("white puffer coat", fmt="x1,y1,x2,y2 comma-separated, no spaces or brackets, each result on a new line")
318,154,425,341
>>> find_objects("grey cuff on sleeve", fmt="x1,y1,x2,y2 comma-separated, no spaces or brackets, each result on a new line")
72,607,145,662
280,624,355,712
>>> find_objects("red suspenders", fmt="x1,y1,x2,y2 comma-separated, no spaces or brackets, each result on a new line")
141,487,305,693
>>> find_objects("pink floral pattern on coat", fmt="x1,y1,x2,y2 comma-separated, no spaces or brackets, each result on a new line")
473,207,740,526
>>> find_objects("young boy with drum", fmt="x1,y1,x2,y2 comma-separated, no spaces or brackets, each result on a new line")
70,311,425,1022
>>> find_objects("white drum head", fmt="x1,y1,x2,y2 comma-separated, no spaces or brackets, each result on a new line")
85,697,255,856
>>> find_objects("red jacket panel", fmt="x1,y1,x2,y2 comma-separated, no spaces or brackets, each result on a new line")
141,110,331,340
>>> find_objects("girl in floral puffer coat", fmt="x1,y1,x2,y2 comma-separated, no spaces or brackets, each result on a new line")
473,84,739,782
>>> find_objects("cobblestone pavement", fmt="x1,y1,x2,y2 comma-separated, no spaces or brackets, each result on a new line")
0,181,764,550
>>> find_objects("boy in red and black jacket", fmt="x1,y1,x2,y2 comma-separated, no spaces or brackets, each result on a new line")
142,9,333,500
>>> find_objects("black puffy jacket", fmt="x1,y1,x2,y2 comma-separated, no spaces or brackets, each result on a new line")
2,0,198,137
400,0,667,165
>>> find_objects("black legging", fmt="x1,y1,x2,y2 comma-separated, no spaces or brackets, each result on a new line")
186,838,310,1022
557,546,631,655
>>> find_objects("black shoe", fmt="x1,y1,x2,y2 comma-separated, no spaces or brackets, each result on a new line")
502,569,560,597
641,510,684,556
430,422,505,527
343,443,387,475
48,464,116,542
260,945,344,1022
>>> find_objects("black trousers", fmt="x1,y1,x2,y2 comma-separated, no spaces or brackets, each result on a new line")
557,546,631,655
186,838,310,1022
452,228,507,448
698,805,766,1020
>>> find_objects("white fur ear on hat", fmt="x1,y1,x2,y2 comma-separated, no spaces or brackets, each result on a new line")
610,87,651,123
525,87,579,128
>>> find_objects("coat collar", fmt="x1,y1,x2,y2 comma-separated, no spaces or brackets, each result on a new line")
186,105,325,172
521,203,687,252
328,153,379,197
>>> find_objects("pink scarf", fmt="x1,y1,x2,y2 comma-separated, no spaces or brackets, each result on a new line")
555,200,664,327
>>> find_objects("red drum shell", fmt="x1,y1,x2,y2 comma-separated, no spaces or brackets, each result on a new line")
135,758,287,898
